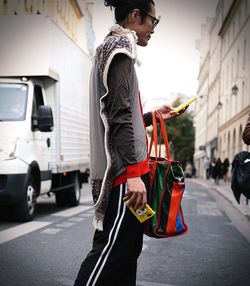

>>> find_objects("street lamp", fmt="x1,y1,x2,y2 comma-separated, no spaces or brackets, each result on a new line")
232,84,239,96
217,101,223,109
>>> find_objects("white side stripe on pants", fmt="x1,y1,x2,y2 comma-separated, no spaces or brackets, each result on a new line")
86,184,126,286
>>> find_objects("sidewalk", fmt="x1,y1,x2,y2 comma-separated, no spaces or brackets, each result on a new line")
191,178,250,220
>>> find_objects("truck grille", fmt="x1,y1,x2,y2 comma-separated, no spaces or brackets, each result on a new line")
0,175,7,189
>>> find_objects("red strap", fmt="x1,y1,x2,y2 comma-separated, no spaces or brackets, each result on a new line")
149,111,171,160
138,91,149,158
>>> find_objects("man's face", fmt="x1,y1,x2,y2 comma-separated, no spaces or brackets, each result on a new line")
133,4,157,47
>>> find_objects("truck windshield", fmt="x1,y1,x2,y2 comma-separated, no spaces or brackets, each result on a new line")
0,83,28,121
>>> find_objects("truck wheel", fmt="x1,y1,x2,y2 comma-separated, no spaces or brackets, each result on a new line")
15,175,37,222
55,172,81,207
68,172,81,206
55,191,67,206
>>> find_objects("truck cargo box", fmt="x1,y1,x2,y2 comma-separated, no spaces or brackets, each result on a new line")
0,16,92,173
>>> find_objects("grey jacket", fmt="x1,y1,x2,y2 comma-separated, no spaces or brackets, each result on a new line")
90,25,150,230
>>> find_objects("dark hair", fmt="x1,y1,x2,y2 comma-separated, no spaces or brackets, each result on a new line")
104,0,155,24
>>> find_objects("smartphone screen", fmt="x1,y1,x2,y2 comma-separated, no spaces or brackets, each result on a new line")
174,97,197,113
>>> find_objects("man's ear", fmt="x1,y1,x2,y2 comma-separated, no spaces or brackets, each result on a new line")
131,9,141,24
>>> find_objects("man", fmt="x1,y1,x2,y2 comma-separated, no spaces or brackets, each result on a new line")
74,1,179,285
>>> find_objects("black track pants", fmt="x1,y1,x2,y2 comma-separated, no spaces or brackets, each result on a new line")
74,173,150,286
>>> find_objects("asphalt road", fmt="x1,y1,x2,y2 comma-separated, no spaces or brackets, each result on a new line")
0,180,249,286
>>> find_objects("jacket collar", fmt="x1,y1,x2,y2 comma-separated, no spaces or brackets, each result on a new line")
110,24,141,66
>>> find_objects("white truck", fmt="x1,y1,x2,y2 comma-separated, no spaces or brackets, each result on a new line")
0,16,92,221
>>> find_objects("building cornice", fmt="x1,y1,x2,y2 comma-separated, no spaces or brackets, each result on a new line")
198,52,210,78
208,71,220,92
70,0,83,18
197,53,210,92
218,0,241,36
219,105,250,131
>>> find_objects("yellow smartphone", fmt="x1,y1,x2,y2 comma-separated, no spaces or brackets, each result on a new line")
123,196,155,223
173,96,197,113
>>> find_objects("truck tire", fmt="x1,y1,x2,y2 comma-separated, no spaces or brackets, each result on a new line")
15,175,37,222
55,172,81,207
68,172,81,206
55,191,67,206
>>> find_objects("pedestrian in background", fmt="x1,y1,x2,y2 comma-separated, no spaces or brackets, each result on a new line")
73,1,180,285
214,157,223,185
185,162,193,178
192,163,197,178
204,157,211,179
222,158,230,182
242,113,250,145
211,157,217,182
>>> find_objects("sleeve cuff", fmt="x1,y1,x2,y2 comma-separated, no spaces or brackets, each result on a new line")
125,163,141,178
125,159,150,178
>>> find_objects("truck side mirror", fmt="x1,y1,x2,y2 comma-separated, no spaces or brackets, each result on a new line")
37,105,54,132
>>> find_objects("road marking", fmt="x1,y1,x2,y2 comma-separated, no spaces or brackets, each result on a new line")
41,228,62,234
55,277,74,286
0,205,94,244
52,205,93,218
197,201,222,216
0,221,51,245
56,222,75,228
184,191,208,199
68,217,85,222
142,244,148,251
79,212,93,217
137,281,178,286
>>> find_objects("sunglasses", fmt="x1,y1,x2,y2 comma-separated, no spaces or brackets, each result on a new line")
141,11,161,29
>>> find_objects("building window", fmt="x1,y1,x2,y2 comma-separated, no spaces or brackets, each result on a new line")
3,0,8,15
62,0,66,20
226,98,229,121
219,136,222,157
227,131,231,161
237,49,240,76
226,64,229,88
232,21,235,39
235,86,238,114
222,38,225,56
231,57,234,82
57,0,62,13
242,81,245,108
238,125,243,151
238,9,241,30
36,0,45,15
243,39,247,70
245,0,248,18
232,129,236,159
0,1,3,14
222,69,225,91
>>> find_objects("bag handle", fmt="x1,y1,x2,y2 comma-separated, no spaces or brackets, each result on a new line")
148,111,158,158
149,111,171,160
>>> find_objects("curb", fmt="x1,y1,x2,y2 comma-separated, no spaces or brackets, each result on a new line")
191,179,250,220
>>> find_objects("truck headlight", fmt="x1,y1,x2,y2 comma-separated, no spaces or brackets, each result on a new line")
0,138,19,160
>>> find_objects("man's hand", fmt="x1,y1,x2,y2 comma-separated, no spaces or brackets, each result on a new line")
155,104,188,120
125,177,147,210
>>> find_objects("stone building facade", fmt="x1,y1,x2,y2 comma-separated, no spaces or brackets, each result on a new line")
194,0,250,178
